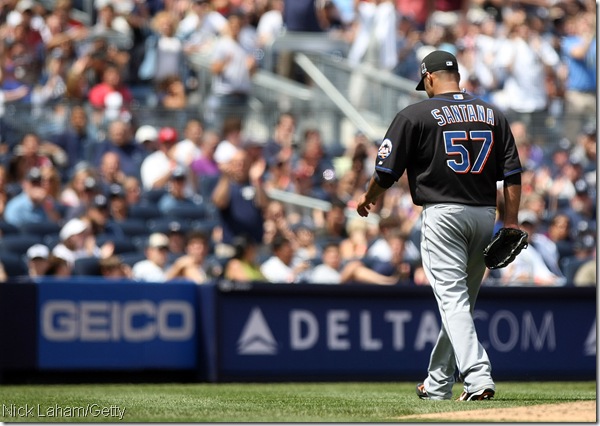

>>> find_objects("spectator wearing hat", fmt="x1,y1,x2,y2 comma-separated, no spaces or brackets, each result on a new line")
560,230,596,285
81,194,125,240
132,232,172,282
26,243,50,278
94,120,145,179
134,124,159,155
559,178,596,229
157,165,198,214
140,126,181,190
499,210,566,287
4,167,61,228
107,183,128,222
161,220,188,261
51,218,102,267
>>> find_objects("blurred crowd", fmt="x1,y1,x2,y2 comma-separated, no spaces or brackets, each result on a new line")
0,0,595,287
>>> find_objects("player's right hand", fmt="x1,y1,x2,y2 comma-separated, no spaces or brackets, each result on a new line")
356,194,373,217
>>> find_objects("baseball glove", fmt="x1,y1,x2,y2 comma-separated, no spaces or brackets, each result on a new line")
483,228,529,269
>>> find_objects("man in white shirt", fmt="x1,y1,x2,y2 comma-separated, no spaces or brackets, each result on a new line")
260,235,310,283
132,233,171,282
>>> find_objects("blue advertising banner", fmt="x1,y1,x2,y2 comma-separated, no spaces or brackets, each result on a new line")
214,284,596,381
38,281,198,370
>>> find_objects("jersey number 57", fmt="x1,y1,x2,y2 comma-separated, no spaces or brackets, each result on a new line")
443,130,494,174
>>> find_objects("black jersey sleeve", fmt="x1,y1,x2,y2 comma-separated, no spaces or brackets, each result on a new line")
499,115,523,180
374,112,415,181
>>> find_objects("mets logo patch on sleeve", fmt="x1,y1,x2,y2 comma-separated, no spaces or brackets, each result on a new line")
377,139,393,159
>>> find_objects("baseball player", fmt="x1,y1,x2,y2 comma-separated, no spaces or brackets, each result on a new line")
356,50,523,401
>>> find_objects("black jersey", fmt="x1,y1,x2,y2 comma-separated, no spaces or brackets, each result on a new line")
374,91,522,207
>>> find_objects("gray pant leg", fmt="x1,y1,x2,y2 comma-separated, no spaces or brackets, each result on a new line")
420,204,496,398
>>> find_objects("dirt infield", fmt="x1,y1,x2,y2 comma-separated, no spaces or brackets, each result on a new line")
396,401,596,422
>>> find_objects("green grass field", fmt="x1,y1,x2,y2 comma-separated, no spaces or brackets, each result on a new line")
0,381,595,422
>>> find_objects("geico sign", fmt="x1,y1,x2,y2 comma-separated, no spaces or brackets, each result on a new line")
41,300,195,342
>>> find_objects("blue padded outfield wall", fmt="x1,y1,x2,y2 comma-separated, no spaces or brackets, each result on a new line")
0,280,595,382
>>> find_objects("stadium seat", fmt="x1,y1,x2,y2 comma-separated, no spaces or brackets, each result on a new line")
0,220,19,236
72,256,102,276
147,218,191,235
95,235,138,255
116,218,150,238
139,188,168,205
20,221,61,238
164,204,206,221
129,204,162,221
119,251,147,267
0,252,28,277
0,234,43,256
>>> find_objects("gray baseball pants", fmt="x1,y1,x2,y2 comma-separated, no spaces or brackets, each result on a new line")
420,203,496,400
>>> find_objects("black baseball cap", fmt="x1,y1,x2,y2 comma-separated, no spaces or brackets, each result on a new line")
416,50,459,91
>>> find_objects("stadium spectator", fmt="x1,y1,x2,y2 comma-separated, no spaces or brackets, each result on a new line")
190,129,221,179
260,234,311,283
545,213,575,263
179,0,228,54
140,126,180,190
165,230,212,284
347,0,397,110
132,232,171,282
107,183,129,222
123,176,143,206
4,167,61,228
51,105,99,175
263,112,297,167
205,11,257,129
172,118,204,166
290,218,322,267
51,217,102,268
213,116,243,164
44,254,72,277
560,10,596,144
255,0,284,51
339,217,370,262
157,165,198,214
138,11,188,91
26,243,50,278
61,167,99,219
499,211,566,287
80,193,125,240
94,120,145,179
134,124,160,155
99,254,132,279
211,147,268,251
491,12,561,138
7,133,55,184
262,199,296,246
88,63,134,112
223,234,266,282
307,241,398,285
